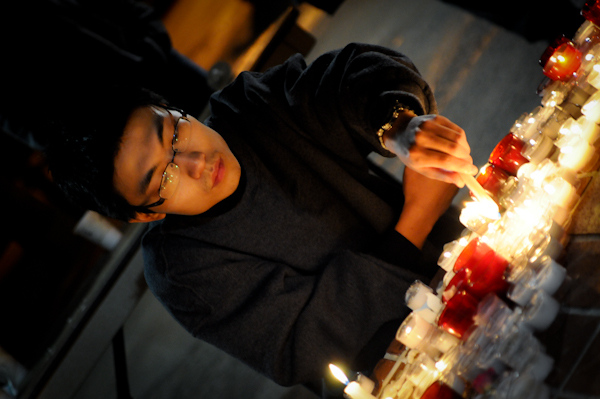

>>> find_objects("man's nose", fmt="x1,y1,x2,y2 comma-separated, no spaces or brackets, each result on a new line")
175,151,205,180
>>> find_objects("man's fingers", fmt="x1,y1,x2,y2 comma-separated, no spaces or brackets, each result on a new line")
406,146,478,175
416,119,471,158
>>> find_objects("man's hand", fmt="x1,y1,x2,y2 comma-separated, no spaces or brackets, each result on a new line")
384,112,478,187
395,167,459,249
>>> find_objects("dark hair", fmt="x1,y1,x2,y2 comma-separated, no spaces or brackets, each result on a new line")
45,86,167,222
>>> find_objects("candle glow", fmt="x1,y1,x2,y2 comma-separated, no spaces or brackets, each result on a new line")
329,364,349,385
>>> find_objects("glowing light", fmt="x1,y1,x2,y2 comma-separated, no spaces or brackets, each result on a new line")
561,146,574,154
544,183,557,195
329,364,349,385
557,55,566,63
586,54,594,61
594,64,600,72
405,326,413,335
527,117,536,124
435,360,448,372
458,237,469,246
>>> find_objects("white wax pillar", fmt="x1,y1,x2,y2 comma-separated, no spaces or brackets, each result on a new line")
523,133,556,164
575,115,600,145
543,176,580,210
344,381,377,399
524,351,555,382
558,134,598,172
522,290,560,331
535,256,567,295
581,89,600,123
405,281,440,324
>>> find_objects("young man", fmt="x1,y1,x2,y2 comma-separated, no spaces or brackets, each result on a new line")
46,43,476,393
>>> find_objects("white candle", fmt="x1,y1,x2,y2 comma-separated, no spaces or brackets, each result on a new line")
344,381,377,399
521,290,560,331
522,133,556,164
460,173,500,214
557,134,598,172
581,89,600,122
534,256,567,295
524,351,554,382
405,281,441,324
543,176,579,210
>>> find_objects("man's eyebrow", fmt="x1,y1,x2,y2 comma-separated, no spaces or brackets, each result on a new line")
138,110,164,196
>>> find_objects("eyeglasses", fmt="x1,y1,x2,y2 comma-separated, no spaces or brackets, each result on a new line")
144,106,192,208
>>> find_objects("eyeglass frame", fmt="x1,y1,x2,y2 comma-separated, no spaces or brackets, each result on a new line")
136,105,191,211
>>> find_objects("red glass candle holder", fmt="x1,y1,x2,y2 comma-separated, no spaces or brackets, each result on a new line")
489,133,529,176
476,164,510,201
583,0,600,26
539,36,582,81
465,250,510,300
438,290,479,338
452,237,493,273
444,251,509,301
420,381,462,399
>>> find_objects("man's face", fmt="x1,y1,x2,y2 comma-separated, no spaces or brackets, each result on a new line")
113,106,241,221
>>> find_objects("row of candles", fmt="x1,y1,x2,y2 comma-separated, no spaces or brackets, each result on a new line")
330,1,600,398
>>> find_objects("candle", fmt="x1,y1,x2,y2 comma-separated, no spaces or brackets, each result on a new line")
557,133,598,172
329,364,377,399
437,290,479,338
521,290,560,331
476,164,511,200
489,133,530,176
560,114,600,144
419,380,462,399
493,371,551,399
521,133,557,164
452,237,493,273
543,175,580,210
574,19,600,51
583,0,600,26
396,313,460,360
459,201,500,234
534,256,567,295
581,88,600,122
460,173,500,212
405,281,443,324
437,235,471,272
539,36,582,81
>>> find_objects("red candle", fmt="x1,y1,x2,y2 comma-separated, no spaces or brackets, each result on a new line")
420,381,462,399
583,0,600,26
464,250,510,300
539,36,582,81
476,164,510,201
488,133,529,176
452,237,493,273
438,290,479,338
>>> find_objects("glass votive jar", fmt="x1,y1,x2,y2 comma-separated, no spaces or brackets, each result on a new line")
406,281,444,324
540,107,572,139
521,133,558,164
583,0,600,27
557,133,599,172
437,234,473,272
419,380,462,399
459,201,498,234
533,256,567,295
520,290,560,331
540,36,583,81
466,250,510,300
507,267,536,307
476,164,511,201
452,237,493,273
581,87,600,122
489,133,530,176
396,313,460,361
543,175,580,210
574,18,600,51
437,290,479,339
560,114,600,145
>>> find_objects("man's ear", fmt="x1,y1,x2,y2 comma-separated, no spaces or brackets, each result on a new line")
128,212,166,223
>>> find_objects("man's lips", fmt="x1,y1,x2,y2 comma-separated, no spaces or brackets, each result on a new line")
212,158,224,187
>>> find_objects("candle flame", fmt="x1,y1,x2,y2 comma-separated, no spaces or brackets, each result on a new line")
329,364,349,385
435,360,448,372
594,64,600,72
557,55,566,63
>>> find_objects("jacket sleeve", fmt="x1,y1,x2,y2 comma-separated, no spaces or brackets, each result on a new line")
209,42,438,159
143,231,424,386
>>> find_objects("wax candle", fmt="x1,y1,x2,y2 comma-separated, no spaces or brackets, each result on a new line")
419,380,462,399
437,290,479,338
560,114,600,144
574,19,600,51
437,235,471,272
396,313,460,360
459,201,499,234
534,256,567,295
543,175,580,210
476,164,510,200
521,290,560,331
329,365,377,399
581,88,600,122
406,281,443,324
539,36,582,81
521,133,557,164
489,133,530,176
557,133,598,172
452,237,493,273
583,0,600,26
493,371,551,399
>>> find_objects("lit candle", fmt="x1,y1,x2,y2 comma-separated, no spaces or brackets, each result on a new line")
489,133,530,176
460,173,500,212
437,290,479,339
581,88,600,122
539,36,582,81
459,201,500,234
329,364,377,399
476,164,511,200
557,133,598,172
543,175,580,210
437,235,472,272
